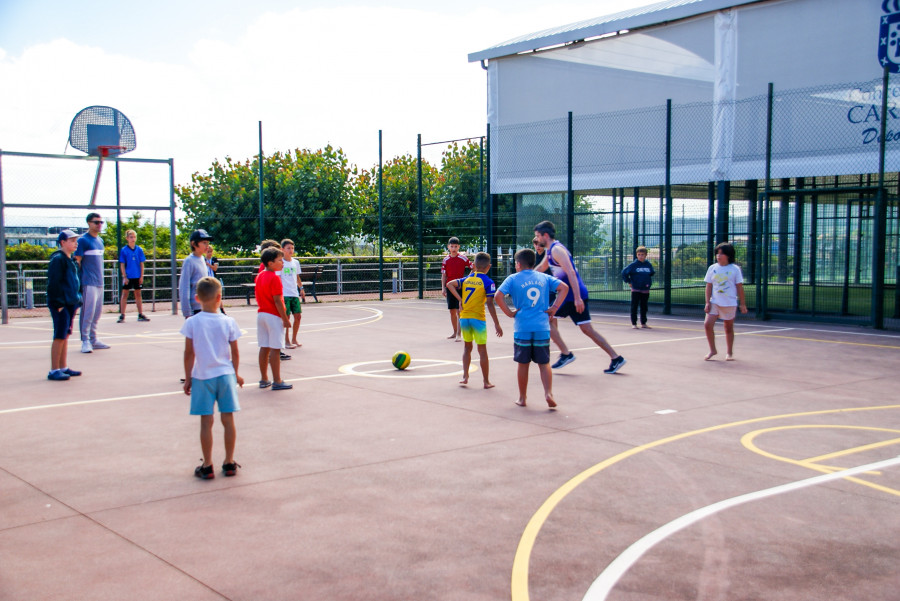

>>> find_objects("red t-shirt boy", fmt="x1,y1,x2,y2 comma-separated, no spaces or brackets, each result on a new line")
440,236,472,340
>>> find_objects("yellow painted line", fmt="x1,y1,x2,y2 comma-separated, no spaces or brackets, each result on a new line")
740,425,900,497
510,404,900,601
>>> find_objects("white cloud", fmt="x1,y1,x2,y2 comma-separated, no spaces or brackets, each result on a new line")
0,0,651,192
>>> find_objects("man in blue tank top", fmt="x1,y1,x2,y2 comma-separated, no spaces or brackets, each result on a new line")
533,220,625,374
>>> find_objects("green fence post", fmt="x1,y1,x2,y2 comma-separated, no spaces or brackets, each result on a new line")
873,64,890,328
258,121,264,243
567,111,575,252
417,133,424,300
378,130,384,302
663,100,673,315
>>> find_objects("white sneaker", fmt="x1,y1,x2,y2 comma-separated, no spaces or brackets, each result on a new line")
81,340,93,353
91,340,110,350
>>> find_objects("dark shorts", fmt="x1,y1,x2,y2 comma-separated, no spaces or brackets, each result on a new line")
513,332,551,364
446,291,460,311
550,292,592,325
51,305,78,340
122,278,143,290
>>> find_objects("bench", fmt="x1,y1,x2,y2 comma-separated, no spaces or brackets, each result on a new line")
242,265,321,305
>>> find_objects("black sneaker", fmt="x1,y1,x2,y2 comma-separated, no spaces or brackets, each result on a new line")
222,462,241,477
604,355,626,374
551,353,576,369
194,464,215,479
116,314,125,323
137,314,150,322
280,351,292,360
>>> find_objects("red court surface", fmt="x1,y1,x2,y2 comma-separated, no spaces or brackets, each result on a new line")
2,300,899,601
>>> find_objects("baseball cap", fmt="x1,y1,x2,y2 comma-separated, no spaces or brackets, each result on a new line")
57,229,78,243
189,229,213,243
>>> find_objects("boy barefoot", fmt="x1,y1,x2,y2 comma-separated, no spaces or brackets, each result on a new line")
440,236,471,341
446,252,503,388
256,247,293,390
181,277,244,479
703,242,748,361
495,248,568,409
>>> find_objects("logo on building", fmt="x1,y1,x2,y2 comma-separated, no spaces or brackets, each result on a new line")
880,0,900,72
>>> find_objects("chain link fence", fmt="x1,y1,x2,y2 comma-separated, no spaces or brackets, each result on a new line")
4,76,899,329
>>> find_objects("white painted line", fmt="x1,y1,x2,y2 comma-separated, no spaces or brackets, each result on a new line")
654,409,678,415
582,455,900,601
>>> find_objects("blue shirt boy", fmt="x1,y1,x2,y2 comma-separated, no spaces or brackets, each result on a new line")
497,269,563,333
119,245,147,279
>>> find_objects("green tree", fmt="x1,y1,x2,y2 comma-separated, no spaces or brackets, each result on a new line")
432,140,486,250
365,154,439,252
177,146,362,255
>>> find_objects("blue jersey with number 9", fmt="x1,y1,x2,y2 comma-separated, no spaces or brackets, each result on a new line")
497,269,563,333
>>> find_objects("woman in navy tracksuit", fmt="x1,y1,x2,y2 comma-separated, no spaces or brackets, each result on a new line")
621,246,655,328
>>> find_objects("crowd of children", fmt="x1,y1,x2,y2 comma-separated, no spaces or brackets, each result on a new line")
45,215,750,478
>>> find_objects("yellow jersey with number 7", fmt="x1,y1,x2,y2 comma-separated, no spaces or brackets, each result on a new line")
454,273,496,321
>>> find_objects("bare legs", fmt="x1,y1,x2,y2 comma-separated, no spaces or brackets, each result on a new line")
50,338,68,370
704,315,736,360
459,342,494,388
515,362,555,408
447,309,460,340
199,412,236,467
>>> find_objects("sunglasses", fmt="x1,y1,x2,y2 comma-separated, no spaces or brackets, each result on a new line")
90,220,104,224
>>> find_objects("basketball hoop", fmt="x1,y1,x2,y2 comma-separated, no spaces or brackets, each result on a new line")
67,106,136,206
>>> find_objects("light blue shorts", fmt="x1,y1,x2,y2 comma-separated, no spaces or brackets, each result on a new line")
459,318,488,345
190,373,241,416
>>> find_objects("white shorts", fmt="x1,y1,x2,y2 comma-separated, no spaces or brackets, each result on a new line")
708,303,737,321
256,312,286,349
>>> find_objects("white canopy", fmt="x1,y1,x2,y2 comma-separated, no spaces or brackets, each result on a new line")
472,0,898,193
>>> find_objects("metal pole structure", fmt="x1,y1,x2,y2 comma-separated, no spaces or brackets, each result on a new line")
0,150,7,325
792,177,805,311
707,182,716,265
378,130,384,302
566,111,575,251
417,133,424,299
810,179,818,316
258,121,264,243
116,159,122,253
760,83,774,319
872,65,890,328
479,136,485,249
716,180,730,244
152,210,158,313
633,187,640,254
486,124,493,256
169,159,178,315
663,100,673,314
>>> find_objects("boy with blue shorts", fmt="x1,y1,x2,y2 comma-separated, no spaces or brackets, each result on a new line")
446,252,503,388
495,248,568,409
182,277,245,479
47,230,83,380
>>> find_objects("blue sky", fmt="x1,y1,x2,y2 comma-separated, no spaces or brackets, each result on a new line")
0,0,648,211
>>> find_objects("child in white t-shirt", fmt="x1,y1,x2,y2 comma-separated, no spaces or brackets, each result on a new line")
703,242,748,361
280,239,305,348
181,277,244,479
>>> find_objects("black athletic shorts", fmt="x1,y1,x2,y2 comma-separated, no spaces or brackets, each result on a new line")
446,291,460,310
549,292,592,325
122,278,143,290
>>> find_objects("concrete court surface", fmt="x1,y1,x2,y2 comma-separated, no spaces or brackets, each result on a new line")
1,299,899,601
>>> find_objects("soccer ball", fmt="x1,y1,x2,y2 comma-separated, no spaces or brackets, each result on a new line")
391,351,411,370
